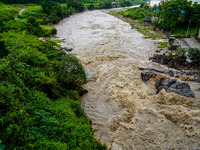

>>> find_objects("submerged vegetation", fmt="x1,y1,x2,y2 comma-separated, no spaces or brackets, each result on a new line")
0,1,107,149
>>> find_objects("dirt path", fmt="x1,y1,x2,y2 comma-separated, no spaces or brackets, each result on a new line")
56,10,200,150
15,8,26,20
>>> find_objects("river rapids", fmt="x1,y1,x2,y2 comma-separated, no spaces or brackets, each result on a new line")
56,10,200,150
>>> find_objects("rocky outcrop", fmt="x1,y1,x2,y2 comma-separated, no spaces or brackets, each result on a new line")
149,54,197,69
139,67,198,97
139,67,199,81
86,70,96,81
156,78,194,97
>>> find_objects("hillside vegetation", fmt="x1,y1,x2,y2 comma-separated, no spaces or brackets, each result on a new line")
0,1,107,149
119,0,200,38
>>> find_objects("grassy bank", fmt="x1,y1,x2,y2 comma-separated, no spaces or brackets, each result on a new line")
0,2,106,149
108,10,166,39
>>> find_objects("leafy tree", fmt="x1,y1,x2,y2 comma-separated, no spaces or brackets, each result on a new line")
41,0,54,15
103,0,112,8
188,48,200,65
67,0,85,12
0,40,9,58
189,2,200,27
88,4,94,10
153,0,194,30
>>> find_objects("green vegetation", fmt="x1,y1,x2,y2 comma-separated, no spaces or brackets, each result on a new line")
188,48,200,65
153,0,200,37
176,47,187,57
1,0,146,11
170,27,199,38
120,3,152,21
157,42,167,48
168,44,179,51
112,0,200,38
0,7,20,32
82,0,148,10
108,9,166,39
0,1,106,149
167,46,200,65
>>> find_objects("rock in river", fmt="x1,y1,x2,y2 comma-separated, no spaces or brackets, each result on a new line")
140,68,196,97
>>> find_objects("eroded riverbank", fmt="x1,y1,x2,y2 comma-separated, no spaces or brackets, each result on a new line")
56,10,200,149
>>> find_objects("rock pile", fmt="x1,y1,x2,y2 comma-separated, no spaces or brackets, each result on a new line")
139,67,199,97
149,54,195,69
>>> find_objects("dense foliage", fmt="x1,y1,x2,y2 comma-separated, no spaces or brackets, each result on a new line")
188,48,200,65
21,1,84,24
0,1,106,150
120,3,152,21
119,0,200,37
153,0,200,37
1,0,83,4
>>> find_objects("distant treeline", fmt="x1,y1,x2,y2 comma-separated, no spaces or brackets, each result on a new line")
0,0,76,4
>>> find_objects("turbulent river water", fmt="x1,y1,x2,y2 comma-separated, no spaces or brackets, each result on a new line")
56,10,200,150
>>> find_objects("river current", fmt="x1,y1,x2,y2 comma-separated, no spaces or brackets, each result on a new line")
56,10,200,150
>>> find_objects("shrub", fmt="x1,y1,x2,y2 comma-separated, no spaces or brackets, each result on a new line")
168,44,179,51
0,40,9,58
17,14,24,19
158,42,168,48
67,1,85,12
88,4,94,10
0,7,20,22
188,48,200,64
176,47,187,57
59,55,86,87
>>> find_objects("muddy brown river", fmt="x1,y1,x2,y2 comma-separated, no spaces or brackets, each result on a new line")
56,10,200,150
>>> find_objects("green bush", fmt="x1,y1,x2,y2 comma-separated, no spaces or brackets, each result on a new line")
188,48,200,64
67,0,85,12
0,7,20,22
88,4,94,9
17,14,24,19
168,44,179,51
40,25,57,36
22,6,45,20
0,40,9,58
120,0,132,7
176,47,187,57
59,55,86,87
120,3,152,21
157,42,168,48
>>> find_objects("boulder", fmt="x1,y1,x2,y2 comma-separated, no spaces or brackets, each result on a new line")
140,68,196,97
156,78,195,97
86,70,96,81
60,47,73,52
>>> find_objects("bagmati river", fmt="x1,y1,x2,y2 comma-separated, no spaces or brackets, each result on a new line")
56,9,200,150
